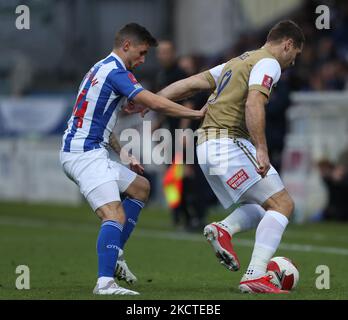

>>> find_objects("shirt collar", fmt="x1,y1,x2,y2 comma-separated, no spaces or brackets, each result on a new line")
110,52,127,70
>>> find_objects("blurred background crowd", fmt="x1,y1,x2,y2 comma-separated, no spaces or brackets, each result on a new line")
0,0,347,230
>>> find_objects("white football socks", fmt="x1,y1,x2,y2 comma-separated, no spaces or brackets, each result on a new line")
245,210,289,279
218,204,266,236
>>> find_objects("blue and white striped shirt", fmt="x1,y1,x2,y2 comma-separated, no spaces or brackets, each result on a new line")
62,52,143,152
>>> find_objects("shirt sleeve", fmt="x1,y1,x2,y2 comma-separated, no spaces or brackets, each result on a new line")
108,69,144,100
248,58,281,97
203,63,226,89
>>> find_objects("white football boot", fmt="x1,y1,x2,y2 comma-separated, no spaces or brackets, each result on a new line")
93,280,139,295
115,255,138,284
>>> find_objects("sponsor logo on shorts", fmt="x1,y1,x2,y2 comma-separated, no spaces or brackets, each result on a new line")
226,169,249,190
262,74,273,90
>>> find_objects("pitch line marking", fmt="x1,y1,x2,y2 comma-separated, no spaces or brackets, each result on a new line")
1,215,348,256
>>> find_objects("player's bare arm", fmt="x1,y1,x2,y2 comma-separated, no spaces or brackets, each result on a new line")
245,90,270,178
157,72,215,101
109,132,144,175
133,89,205,120
124,72,214,117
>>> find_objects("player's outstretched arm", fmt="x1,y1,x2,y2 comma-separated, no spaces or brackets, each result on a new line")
123,69,219,116
133,90,205,120
157,72,214,101
245,90,270,178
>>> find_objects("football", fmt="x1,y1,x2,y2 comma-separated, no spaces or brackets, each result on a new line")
266,256,299,290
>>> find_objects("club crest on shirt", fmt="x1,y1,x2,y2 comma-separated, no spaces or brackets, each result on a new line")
128,73,138,84
262,74,273,90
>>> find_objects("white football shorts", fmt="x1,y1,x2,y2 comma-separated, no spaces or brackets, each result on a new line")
59,148,136,211
196,138,284,209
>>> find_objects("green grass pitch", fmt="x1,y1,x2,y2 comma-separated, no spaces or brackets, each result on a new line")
0,201,347,300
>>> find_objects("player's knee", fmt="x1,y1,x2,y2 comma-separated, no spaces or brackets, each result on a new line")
285,195,295,217
263,190,294,218
106,210,126,224
277,192,294,218
142,177,151,200
125,175,151,203
96,202,126,224
134,176,151,202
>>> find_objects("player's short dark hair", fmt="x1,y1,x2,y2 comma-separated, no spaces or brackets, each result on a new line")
267,20,305,48
114,23,158,48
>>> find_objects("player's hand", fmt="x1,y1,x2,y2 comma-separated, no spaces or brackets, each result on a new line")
191,108,206,120
129,155,145,175
120,148,144,175
123,101,148,116
200,104,208,116
256,147,270,178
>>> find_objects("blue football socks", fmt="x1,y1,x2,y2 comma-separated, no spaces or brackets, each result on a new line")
120,198,145,249
97,220,123,277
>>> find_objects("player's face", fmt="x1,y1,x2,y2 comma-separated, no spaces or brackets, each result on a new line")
281,40,303,69
124,41,150,70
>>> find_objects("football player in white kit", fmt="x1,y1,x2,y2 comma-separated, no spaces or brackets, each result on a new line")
146,20,304,293
60,23,205,295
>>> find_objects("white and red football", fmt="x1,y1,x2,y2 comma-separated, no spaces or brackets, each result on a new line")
266,256,299,290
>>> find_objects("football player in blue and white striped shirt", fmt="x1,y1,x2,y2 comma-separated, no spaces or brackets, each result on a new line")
60,23,205,295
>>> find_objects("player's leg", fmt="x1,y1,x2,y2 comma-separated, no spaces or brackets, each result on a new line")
201,142,287,279
204,203,265,268
239,179,294,293
197,140,241,270
199,138,269,271
87,182,139,295
60,150,139,294
212,204,266,237
243,188,293,279
95,200,125,285
120,175,150,249
114,171,150,284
